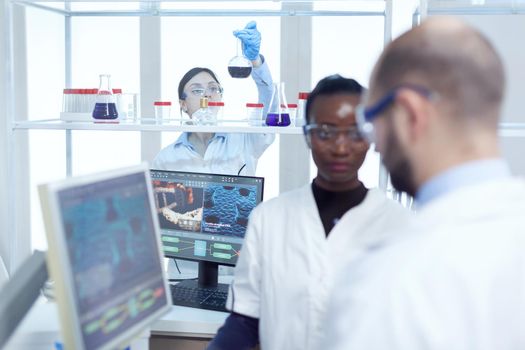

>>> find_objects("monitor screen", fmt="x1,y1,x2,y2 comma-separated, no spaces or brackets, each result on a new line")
150,170,264,267
39,165,171,350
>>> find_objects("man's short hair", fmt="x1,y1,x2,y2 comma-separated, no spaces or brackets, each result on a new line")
306,75,364,124
372,19,505,123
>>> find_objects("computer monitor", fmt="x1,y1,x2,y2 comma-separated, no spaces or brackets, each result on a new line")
39,164,171,350
150,170,264,288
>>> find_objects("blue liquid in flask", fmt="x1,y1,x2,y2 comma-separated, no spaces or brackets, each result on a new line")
92,102,118,120
265,113,290,127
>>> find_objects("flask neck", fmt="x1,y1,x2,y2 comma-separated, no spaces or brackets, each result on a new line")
98,75,112,95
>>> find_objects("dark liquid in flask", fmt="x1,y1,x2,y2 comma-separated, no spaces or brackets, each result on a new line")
92,102,118,120
228,66,252,78
265,113,291,127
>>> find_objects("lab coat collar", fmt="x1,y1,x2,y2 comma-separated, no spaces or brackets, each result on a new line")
416,176,525,230
173,132,227,149
415,158,511,208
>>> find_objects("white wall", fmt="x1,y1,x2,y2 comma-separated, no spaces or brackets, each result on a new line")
7,2,525,272
429,14,525,177
0,1,406,268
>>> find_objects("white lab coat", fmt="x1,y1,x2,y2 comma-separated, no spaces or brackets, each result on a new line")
323,177,525,350
152,62,275,278
152,133,275,176
227,184,411,350
152,60,275,177
153,132,276,279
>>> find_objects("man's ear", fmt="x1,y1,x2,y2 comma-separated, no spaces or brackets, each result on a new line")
395,89,430,143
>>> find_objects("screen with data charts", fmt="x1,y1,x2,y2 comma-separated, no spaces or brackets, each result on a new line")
150,170,264,267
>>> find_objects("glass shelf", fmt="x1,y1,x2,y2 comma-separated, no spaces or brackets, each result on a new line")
425,0,525,15
10,0,386,17
499,123,525,137
13,119,525,136
12,118,304,134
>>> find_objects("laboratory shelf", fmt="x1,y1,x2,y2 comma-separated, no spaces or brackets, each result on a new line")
13,119,524,136
12,119,304,134
498,123,525,137
423,0,525,15
12,0,386,17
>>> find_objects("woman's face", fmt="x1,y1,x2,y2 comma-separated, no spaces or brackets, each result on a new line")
180,72,223,117
307,93,370,191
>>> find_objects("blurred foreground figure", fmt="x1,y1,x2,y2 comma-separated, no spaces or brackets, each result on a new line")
324,17,525,350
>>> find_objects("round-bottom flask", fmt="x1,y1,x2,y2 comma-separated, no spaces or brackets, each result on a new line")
228,38,253,78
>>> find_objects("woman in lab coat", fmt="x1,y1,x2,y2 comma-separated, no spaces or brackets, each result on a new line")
151,21,275,278
207,75,412,350
152,21,275,279
152,21,275,176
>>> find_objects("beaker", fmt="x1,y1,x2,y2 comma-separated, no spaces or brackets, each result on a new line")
118,93,138,121
154,101,172,122
207,101,224,123
265,82,291,127
228,38,252,78
92,74,118,120
296,92,309,127
246,103,264,126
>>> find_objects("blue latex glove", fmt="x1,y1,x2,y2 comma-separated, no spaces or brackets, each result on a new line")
233,21,261,61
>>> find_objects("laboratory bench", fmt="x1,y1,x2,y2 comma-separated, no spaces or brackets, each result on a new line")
5,297,229,350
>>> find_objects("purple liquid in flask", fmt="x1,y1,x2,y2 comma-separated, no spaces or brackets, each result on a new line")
92,74,118,120
265,113,291,127
228,66,252,78
92,102,118,120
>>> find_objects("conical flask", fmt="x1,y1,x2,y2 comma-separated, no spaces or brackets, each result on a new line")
265,82,290,126
92,74,118,120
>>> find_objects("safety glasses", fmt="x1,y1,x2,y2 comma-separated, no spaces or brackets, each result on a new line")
356,84,436,143
302,124,365,148
181,83,224,99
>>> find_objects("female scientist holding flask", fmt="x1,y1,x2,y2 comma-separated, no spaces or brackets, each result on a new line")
152,21,275,176
152,21,275,279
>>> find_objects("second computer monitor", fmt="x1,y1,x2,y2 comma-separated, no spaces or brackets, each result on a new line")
39,165,171,350
150,170,264,267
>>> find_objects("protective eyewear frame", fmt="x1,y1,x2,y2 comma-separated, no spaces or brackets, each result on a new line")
356,83,436,143
181,84,224,100
302,123,365,148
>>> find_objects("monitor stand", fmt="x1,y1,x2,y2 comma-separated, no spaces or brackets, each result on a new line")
0,250,48,348
175,261,229,294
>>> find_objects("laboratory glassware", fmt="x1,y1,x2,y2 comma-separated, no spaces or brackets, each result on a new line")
154,101,172,122
192,97,211,125
246,103,264,126
296,92,309,126
207,101,224,124
63,89,98,113
228,38,253,78
119,93,138,121
92,74,118,120
287,103,297,125
266,82,291,127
